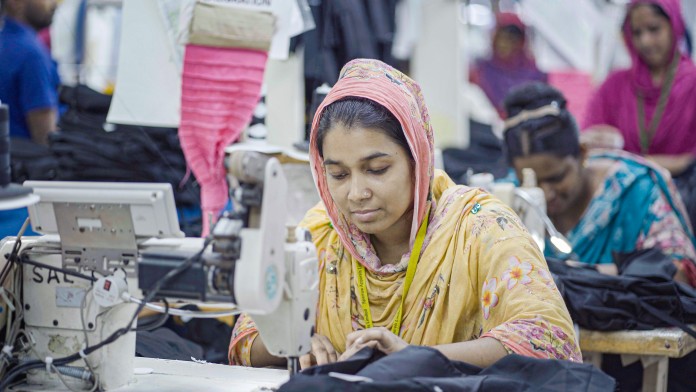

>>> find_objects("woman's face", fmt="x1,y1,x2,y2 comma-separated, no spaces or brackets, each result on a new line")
629,4,674,69
321,125,414,241
494,29,524,59
512,154,584,217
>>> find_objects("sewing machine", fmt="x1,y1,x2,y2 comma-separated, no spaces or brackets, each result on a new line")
468,170,572,256
0,151,318,391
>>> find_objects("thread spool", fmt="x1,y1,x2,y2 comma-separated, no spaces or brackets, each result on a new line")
0,103,32,202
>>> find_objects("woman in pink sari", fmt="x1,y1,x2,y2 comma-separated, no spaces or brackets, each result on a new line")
583,0,696,176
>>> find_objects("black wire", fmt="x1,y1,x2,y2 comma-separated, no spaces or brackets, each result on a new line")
0,236,22,286
134,298,170,332
19,256,97,282
0,240,211,391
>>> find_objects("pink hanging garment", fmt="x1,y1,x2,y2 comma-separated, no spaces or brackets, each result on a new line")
179,45,267,235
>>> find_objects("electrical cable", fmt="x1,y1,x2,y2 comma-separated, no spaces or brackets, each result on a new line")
79,286,100,391
0,218,30,286
27,345,96,392
0,239,212,390
134,298,170,332
0,241,26,381
50,363,96,392
124,296,240,319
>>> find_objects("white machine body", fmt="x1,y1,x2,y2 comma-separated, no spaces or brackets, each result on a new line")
1,156,318,391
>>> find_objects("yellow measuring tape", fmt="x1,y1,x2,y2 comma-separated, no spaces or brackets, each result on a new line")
355,207,431,336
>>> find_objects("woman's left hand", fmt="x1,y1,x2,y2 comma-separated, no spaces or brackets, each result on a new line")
339,327,409,361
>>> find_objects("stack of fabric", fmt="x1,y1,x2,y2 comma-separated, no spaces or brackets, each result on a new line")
46,85,201,235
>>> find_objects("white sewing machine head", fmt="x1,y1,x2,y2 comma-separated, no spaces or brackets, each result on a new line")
0,154,317,391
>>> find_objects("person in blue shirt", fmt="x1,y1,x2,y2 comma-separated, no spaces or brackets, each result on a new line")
0,0,59,145
0,0,57,238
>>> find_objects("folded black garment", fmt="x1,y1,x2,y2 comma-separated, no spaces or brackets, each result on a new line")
10,137,59,182
548,255,696,337
136,327,203,362
59,84,113,114
279,346,615,392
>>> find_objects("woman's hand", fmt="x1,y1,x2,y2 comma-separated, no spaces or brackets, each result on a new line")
299,334,339,369
339,327,409,361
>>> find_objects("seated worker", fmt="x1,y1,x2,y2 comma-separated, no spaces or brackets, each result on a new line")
470,12,547,119
0,0,59,145
502,82,696,286
583,0,696,176
229,59,581,369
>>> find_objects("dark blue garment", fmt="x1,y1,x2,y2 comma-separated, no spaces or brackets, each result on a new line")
0,17,60,139
280,346,615,391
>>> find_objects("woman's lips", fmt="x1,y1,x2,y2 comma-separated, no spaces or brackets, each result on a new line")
352,209,380,222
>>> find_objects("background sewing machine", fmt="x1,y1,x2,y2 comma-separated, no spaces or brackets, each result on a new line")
469,170,572,256
0,151,318,391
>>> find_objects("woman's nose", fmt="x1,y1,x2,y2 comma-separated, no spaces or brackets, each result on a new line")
636,32,654,49
347,177,372,202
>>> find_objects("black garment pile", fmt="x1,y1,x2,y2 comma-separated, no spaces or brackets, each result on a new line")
301,0,399,89
442,120,510,183
549,250,696,391
295,0,401,142
11,85,201,236
547,250,696,337
279,345,615,392
136,305,233,364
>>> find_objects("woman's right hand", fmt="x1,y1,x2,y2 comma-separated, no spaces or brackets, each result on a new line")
299,334,339,369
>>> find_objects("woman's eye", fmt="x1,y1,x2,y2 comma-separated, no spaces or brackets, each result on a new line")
329,172,347,180
546,173,566,184
369,167,389,175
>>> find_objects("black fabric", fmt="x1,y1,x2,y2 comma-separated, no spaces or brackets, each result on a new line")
547,256,696,337
279,346,615,392
162,305,234,364
673,161,696,231
136,327,204,361
44,85,202,235
300,0,400,141
9,137,59,182
614,248,678,280
59,84,112,113
443,120,509,183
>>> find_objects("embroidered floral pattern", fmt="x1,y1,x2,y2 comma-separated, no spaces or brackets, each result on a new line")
481,278,499,320
502,256,534,290
419,275,444,327
482,317,582,363
228,314,258,365
537,268,555,287
560,151,696,274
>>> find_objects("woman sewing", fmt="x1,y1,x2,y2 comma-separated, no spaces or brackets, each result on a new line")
229,59,580,368
583,0,696,176
503,82,696,286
